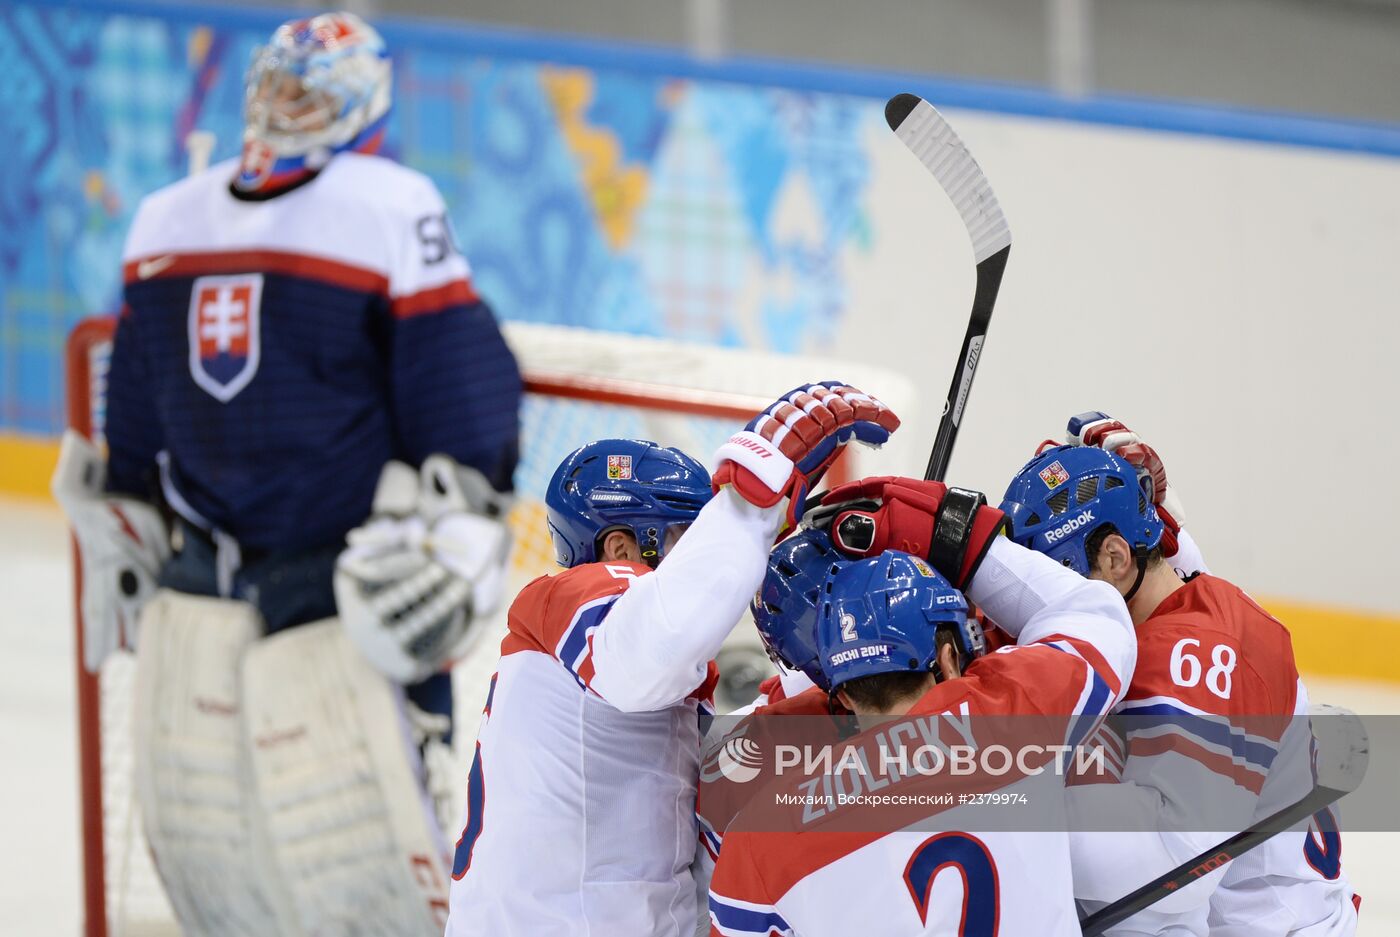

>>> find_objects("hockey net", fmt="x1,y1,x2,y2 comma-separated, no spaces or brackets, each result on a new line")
66,314,914,936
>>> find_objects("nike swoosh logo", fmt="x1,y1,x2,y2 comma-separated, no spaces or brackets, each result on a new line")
136,255,177,279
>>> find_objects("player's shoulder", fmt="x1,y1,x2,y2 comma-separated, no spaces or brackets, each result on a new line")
934,641,1093,716
511,561,651,615
505,561,651,661
124,159,239,258
320,153,445,212
1144,575,1294,659
135,157,238,210
758,685,831,716
1131,575,1298,712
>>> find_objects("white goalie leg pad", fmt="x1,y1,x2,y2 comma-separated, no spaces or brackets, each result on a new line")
241,619,452,935
133,590,298,937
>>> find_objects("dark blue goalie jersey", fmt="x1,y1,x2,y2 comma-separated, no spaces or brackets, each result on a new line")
108,152,522,552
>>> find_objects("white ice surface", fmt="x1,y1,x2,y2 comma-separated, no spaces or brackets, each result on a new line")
2,496,1396,934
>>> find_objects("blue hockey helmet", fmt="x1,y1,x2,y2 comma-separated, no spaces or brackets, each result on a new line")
813,551,982,694
545,438,712,568
999,444,1163,576
751,527,854,685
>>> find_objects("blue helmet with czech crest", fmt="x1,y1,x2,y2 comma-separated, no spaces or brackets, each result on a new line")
814,550,983,695
545,438,712,568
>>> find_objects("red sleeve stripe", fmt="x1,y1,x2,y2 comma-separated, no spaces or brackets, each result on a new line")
123,249,388,293
709,892,795,937
1103,739,1126,773
552,595,618,693
391,277,480,318
1040,632,1123,697
1067,725,1125,785
1129,733,1267,795
1086,726,1126,774
577,633,599,689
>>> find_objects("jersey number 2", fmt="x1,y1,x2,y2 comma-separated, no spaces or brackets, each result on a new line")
904,832,1000,935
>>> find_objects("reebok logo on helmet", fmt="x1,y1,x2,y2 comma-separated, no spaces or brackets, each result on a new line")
1045,510,1095,544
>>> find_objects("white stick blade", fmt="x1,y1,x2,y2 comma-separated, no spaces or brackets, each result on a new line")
1309,703,1370,794
886,93,1011,264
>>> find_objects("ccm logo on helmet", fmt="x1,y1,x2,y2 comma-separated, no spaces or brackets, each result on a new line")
728,435,774,459
1045,510,1096,543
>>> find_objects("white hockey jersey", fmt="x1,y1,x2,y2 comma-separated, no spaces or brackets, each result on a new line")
444,489,782,936
1067,573,1358,937
1208,681,1360,937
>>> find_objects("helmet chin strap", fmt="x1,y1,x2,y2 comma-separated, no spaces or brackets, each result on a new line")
1123,545,1150,603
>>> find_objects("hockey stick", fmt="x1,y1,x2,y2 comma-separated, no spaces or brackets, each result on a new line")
1079,705,1370,936
884,93,1011,482
185,130,216,176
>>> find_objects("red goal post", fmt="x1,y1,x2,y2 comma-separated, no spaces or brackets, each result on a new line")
65,313,914,936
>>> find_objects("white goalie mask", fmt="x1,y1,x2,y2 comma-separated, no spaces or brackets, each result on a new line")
237,11,392,189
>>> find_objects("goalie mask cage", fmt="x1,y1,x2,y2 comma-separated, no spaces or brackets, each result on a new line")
66,313,912,936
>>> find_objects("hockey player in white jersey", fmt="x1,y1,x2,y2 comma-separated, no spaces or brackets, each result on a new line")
707,476,1137,936
443,382,899,936
1002,414,1359,937
52,12,522,935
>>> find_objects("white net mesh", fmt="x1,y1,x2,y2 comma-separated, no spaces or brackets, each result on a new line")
71,317,914,936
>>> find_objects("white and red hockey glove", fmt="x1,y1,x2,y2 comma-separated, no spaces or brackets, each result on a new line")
1061,411,1187,556
712,381,900,529
50,430,171,672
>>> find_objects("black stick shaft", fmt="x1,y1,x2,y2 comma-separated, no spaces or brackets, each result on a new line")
1079,786,1345,936
924,246,1009,482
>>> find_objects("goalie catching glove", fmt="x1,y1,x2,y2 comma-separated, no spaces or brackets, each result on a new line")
712,381,900,528
335,455,513,684
51,430,171,672
809,475,1007,590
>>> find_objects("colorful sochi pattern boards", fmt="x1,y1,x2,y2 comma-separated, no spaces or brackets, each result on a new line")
0,3,878,435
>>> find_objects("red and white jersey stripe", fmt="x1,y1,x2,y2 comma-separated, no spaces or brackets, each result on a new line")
446,489,784,937
123,152,476,319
